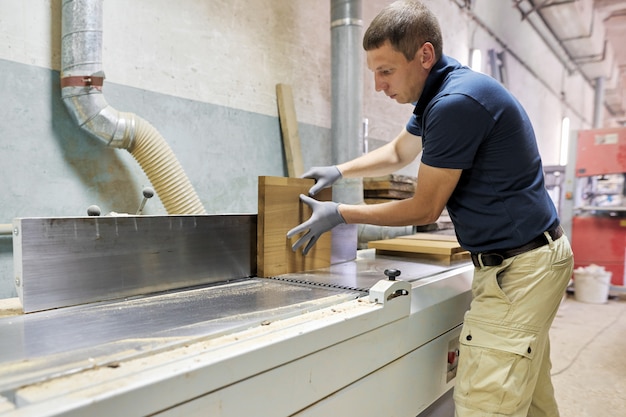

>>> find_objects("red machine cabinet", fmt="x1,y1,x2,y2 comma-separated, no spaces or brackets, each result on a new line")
571,127,626,286
571,216,626,286
575,127,626,176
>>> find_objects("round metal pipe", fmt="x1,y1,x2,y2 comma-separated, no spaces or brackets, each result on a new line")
331,0,364,177
330,0,364,205
60,0,206,214
61,0,133,149
330,0,363,260
593,76,605,128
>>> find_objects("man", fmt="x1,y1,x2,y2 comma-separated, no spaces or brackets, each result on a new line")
287,1,574,416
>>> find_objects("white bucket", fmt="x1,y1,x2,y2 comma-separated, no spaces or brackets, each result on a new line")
574,266,611,304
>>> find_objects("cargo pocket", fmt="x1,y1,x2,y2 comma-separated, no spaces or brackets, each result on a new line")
454,320,538,415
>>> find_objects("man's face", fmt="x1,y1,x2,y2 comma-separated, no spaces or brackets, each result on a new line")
366,40,428,104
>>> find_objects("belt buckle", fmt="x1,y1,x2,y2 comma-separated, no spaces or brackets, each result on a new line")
473,252,504,267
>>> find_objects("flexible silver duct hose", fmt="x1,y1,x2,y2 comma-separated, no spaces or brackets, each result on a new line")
60,0,206,215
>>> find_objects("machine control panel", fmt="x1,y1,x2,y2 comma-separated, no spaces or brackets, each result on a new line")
446,337,460,382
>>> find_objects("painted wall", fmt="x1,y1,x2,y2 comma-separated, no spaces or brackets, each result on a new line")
0,0,596,298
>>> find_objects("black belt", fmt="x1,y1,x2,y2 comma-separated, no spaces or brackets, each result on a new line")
471,225,563,267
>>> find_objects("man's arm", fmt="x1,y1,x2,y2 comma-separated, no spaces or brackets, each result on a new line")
288,128,460,254
337,127,423,178
338,161,462,227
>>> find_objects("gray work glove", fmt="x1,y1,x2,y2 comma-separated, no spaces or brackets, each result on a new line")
302,166,342,196
287,194,346,255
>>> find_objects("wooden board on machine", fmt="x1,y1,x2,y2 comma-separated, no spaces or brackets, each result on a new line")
363,174,416,202
257,176,332,277
367,233,469,264
276,84,304,178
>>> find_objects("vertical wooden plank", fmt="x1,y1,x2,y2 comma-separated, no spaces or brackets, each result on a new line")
276,84,305,178
257,176,331,277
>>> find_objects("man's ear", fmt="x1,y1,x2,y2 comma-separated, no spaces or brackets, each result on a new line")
420,42,436,69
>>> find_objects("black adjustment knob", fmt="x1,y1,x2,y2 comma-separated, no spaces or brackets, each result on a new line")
136,187,155,215
87,205,101,216
384,269,401,281
142,187,155,199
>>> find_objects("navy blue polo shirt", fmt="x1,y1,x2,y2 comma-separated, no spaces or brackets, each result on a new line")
406,55,558,253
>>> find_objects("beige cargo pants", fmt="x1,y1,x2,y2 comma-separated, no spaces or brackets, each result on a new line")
453,232,574,417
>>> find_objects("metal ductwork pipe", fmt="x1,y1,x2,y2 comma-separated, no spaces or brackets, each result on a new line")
61,0,206,215
330,0,363,261
593,76,605,128
331,0,364,192
330,0,413,255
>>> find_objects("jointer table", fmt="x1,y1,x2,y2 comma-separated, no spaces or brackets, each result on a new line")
0,214,473,417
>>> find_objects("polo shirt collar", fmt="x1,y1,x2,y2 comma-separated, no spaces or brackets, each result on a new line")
413,55,460,117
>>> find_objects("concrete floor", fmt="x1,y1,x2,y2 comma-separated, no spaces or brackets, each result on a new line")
550,291,626,416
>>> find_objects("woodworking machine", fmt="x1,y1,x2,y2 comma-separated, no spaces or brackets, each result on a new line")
0,213,473,417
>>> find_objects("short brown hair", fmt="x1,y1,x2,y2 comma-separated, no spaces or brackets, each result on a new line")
363,1,443,61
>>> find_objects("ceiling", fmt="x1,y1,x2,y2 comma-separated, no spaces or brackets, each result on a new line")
527,0,626,127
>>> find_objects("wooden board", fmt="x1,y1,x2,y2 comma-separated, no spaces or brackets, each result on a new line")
368,235,469,264
368,237,465,255
364,189,414,199
276,84,304,178
364,198,400,205
396,232,459,242
363,182,416,192
373,250,470,265
257,176,332,277
363,174,416,200
363,175,416,192
363,174,416,185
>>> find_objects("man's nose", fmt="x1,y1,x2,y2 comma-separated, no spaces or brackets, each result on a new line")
374,76,386,92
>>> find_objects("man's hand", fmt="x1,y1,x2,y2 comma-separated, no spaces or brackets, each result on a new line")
302,166,342,196
287,194,345,255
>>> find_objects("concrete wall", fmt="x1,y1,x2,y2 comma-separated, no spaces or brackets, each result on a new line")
0,0,596,298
